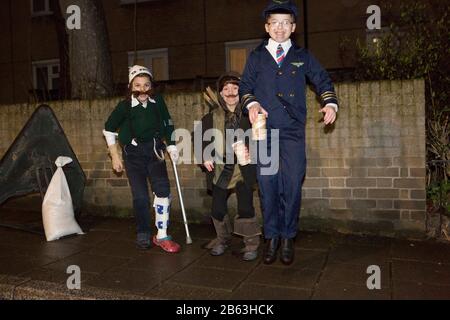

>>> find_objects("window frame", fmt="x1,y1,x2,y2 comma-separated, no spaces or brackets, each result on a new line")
127,48,169,81
32,59,60,91
225,39,262,74
31,0,53,17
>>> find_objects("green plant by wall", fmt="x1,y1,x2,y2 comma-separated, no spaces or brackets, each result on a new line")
353,0,450,211
427,180,450,215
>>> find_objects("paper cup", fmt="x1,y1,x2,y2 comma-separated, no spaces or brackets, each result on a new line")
232,141,250,166
252,113,267,141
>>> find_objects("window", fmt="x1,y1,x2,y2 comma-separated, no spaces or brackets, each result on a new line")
32,59,60,92
225,39,262,74
128,49,169,81
31,0,52,16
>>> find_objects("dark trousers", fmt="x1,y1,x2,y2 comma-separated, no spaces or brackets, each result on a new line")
257,125,306,240
123,141,170,235
211,182,255,221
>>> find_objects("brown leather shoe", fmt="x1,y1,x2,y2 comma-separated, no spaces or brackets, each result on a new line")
263,237,280,265
280,238,294,265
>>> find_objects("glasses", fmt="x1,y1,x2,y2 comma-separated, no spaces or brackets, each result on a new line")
268,20,293,29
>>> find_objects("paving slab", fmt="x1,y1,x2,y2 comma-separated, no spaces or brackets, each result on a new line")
13,279,151,300
231,283,311,300
43,253,130,274
0,228,43,245
0,244,59,265
392,280,450,300
150,241,209,259
168,266,248,292
88,239,149,258
148,282,232,300
124,253,198,277
87,218,135,233
192,252,260,272
327,244,390,265
312,281,391,300
84,267,165,295
0,256,54,276
265,248,328,270
20,267,98,285
171,222,216,241
339,234,393,248
294,232,334,251
320,262,390,288
246,265,321,291
391,240,450,264
0,275,31,300
392,260,450,286
10,241,86,261
56,230,116,248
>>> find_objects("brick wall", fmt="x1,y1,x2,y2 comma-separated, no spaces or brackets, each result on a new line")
0,79,426,238
302,80,426,237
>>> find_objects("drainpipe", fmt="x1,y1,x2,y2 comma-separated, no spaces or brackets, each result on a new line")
9,0,15,103
203,0,207,79
303,0,308,49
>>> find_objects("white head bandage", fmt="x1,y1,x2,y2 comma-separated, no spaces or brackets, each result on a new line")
128,65,152,84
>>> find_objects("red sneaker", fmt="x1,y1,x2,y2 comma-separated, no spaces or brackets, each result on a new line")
152,236,181,253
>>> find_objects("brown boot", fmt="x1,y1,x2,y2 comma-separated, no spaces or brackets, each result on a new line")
206,216,232,256
234,216,261,261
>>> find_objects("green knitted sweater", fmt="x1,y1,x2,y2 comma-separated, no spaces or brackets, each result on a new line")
105,94,175,146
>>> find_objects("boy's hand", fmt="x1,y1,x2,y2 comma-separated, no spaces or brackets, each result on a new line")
167,145,179,163
203,161,214,172
112,157,124,173
244,147,250,163
248,103,269,124
319,106,337,125
108,144,124,173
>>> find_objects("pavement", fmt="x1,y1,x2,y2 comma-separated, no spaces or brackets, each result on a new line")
1,198,450,300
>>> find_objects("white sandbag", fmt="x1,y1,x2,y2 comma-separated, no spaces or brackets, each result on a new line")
42,156,84,241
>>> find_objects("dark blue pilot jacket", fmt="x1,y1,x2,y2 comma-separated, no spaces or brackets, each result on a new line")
239,39,338,239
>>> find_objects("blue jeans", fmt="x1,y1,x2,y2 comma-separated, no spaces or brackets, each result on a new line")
123,140,170,235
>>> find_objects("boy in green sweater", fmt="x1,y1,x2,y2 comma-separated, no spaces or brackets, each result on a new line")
103,65,180,253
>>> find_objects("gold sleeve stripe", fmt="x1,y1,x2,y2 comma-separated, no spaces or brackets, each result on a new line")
322,95,337,100
321,93,338,99
242,94,255,100
320,91,338,105
242,94,257,106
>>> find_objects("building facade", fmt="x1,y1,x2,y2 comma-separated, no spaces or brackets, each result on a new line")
0,0,387,104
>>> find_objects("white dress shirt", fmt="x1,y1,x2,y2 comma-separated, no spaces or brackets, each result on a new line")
247,38,338,112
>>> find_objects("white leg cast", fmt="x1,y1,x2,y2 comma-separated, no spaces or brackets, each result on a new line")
153,194,170,240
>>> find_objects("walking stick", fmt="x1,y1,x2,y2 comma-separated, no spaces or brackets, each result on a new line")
171,159,192,244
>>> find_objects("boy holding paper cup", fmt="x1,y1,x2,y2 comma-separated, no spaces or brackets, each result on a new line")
198,72,261,261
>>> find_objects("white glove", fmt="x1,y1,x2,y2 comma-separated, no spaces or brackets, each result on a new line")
167,145,179,163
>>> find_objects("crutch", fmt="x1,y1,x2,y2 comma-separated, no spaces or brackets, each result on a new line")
171,159,192,244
